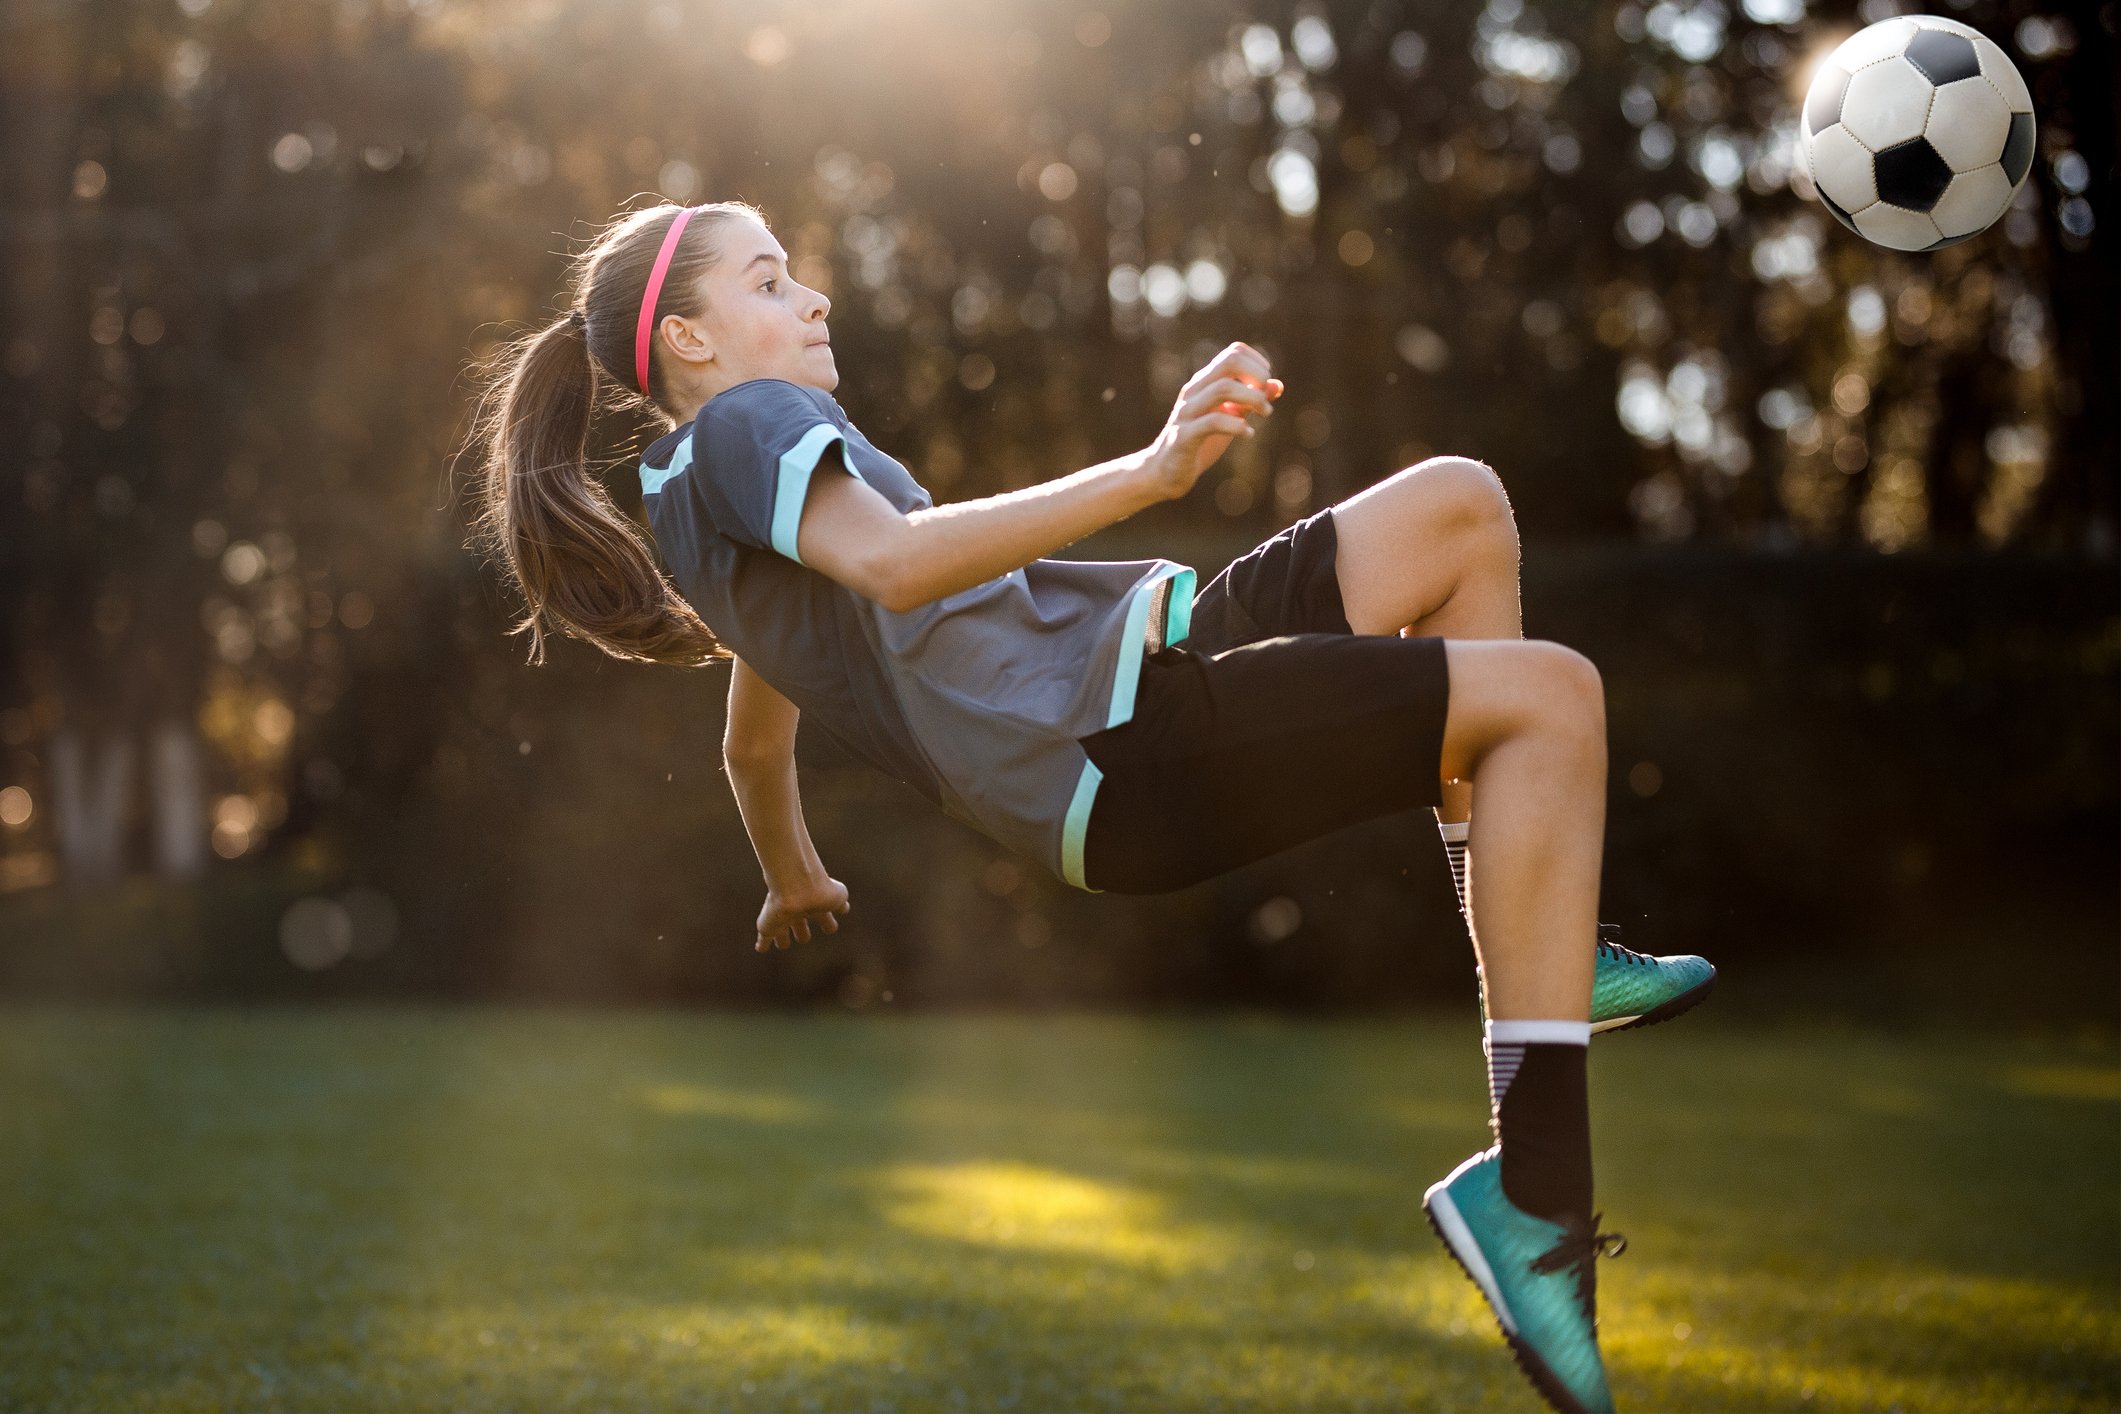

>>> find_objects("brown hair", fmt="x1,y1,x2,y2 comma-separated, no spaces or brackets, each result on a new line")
463,199,768,667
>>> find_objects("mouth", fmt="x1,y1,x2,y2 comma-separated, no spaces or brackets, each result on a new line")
807,337,832,348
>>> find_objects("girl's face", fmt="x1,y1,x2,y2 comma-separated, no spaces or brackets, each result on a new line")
681,216,835,402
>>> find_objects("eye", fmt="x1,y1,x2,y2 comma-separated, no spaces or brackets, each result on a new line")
762,278,778,292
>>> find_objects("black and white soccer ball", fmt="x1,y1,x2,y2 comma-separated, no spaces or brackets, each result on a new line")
1801,15,2036,251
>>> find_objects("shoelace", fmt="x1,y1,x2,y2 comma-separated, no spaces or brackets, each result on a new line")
1594,922,1652,968
1529,1213,1629,1317
1482,923,1651,983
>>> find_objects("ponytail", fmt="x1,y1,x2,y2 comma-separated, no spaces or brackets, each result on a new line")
463,200,765,668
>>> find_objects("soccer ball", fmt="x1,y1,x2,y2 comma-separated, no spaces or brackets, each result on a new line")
1800,15,2036,251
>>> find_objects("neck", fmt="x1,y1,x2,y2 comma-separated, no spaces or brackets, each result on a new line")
669,369,782,429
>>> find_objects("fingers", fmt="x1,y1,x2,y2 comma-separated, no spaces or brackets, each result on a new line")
1179,411,1253,446
1218,377,1285,417
1220,375,1275,414
1207,341,1270,384
1193,341,1274,391
1174,346,1282,443
1197,403,1262,436
1186,376,1272,421
754,906,846,951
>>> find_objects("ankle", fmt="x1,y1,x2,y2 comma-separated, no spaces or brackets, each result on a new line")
1485,1021,1593,1224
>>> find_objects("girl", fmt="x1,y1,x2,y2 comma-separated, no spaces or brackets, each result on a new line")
468,199,1717,1414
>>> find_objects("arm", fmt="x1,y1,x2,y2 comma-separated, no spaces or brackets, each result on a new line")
795,443,1163,614
725,659,852,951
795,343,1280,612
726,753,828,890
724,656,825,889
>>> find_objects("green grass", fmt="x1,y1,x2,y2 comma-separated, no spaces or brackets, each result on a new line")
0,1010,2114,1412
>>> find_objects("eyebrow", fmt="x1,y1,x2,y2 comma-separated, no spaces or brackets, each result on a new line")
743,252,788,273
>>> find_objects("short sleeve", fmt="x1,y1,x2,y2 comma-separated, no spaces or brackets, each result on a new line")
695,380,862,565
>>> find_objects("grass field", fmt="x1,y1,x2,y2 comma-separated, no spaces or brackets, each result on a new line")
0,1009,2114,1412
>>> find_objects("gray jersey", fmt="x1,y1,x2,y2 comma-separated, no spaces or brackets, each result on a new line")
639,378,1194,890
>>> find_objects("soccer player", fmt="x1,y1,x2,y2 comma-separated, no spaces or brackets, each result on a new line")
468,200,1717,1413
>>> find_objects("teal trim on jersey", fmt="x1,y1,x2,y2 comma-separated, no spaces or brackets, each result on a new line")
771,423,854,564
1060,755,1105,892
1062,563,1199,892
639,433,693,498
1166,572,1194,646
1104,564,1197,728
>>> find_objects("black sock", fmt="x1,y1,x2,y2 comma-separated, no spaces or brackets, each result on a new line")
1485,1022,1593,1225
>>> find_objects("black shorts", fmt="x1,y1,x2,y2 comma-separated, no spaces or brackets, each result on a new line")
1077,505,1451,894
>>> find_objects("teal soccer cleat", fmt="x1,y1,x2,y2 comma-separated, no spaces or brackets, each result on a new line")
1478,925,1717,1037
1585,924,1717,1035
1423,1147,1629,1414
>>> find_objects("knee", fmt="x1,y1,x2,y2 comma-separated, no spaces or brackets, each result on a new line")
1521,640,1605,742
1438,638,1605,780
1411,456,1518,559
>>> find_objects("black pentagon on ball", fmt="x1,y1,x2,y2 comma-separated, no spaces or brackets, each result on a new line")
1904,29,1982,86
1818,185,1863,235
2002,111,2036,186
1874,138,1954,212
1805,64,1852,135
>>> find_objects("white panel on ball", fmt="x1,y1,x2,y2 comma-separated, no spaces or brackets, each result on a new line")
1930,166,2014,239
1832,16,1918,70
1925,78,2012,171
1976,36,2033,109
1842,60,1937,151
1809,125,1880,210
1852,202,1943,251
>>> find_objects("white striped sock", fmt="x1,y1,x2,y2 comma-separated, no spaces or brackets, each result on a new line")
1487,1040,1527,1105
1439,819,1470,918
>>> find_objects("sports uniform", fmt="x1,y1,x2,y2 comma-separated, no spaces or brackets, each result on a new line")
639,377,1193,889
639,378,1455,897
1079,505,1451,893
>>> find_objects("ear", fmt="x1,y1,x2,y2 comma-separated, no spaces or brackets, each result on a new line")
660,313,712,370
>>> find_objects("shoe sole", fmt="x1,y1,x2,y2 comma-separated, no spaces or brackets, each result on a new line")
1422,1187,1598,1414
1589,967,1718,1037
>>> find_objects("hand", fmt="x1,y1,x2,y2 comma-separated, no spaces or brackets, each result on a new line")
1137,342,1284,503
755,871,850,951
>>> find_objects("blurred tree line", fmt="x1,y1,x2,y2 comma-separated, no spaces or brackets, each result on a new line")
0,0,2112,1010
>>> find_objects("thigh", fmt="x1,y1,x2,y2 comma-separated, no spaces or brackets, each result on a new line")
1078,631,1449,894
1185,506,1353,654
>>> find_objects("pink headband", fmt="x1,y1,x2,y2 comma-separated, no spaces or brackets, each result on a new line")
635,206,699,395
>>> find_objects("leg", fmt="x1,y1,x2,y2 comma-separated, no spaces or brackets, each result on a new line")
1079,611,1635,1411
1422,636,1625,1414
1325,457,1719,1042
1331,456,1522,644
1331,457,1522,828
1330,458,1522,1015
1434,638,1602,1019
